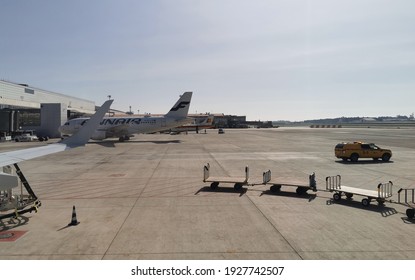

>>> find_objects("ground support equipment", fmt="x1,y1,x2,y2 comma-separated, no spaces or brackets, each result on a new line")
262,170,317,195
326,175,393,207
203,163,249,191
397,188,415,219
0,163,41,220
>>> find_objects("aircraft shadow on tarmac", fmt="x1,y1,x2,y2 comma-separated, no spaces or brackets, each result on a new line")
335,160,394,165
89,139,182,147
0,216,29,231
195,186,247,197
326,198,398,217
259,190,317,202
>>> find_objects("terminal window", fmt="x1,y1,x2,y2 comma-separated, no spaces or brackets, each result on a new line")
24,88,35,94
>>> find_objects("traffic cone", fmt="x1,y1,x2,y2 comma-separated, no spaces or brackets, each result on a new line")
68,205,80,226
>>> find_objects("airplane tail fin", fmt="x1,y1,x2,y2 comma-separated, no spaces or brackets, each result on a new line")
60,99,113,147
201,115,214,125
165,92,193,120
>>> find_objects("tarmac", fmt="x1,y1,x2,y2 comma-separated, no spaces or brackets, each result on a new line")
1,127,415,260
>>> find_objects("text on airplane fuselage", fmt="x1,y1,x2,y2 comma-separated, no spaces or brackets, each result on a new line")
97,118,156,126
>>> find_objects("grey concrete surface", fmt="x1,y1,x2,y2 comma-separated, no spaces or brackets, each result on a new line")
1,127,415,259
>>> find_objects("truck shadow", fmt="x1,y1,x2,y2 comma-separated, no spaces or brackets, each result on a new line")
335,160,394,165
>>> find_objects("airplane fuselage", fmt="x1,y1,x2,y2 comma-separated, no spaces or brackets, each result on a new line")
60,91,193,141
60,116,193,140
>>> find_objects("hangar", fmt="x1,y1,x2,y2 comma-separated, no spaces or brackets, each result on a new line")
0,80,95,139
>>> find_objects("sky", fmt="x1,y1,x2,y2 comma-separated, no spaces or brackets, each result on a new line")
1,0,415,121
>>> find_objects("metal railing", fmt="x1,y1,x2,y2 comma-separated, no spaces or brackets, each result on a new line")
326,175,341,191
398,188,415,204
262,170,271,184
377,181,393,198
203,163,210,182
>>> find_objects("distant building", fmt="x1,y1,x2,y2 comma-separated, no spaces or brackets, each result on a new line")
245,120,274,128
0,80,95,138
212,114,247,128
208,114,273,128
362,117,376,122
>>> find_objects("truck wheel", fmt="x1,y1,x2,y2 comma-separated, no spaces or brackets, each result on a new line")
382,153,391,162
350,153,359,162
270,185,281,192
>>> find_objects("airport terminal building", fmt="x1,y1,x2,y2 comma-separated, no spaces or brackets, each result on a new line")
0,80,95,139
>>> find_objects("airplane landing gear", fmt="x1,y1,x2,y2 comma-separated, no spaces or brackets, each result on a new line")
118,136,130,142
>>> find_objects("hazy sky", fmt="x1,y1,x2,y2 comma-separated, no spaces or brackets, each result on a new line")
1,0,414,121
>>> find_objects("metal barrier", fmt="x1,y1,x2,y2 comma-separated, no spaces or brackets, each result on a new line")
377,181,393,198
326,175,341,191
398,188,415,204
203,163,210,182
309,173,317,191
244,166,249,181
262,170,271,184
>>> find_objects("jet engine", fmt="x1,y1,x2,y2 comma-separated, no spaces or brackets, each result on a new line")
91,131,107,140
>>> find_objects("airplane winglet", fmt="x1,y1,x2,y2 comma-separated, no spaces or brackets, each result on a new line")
60,99,113,147
165,92,193,120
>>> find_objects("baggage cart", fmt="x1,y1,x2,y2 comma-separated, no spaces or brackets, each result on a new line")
203,163,249,190
326,175,393,206
262,170,317,195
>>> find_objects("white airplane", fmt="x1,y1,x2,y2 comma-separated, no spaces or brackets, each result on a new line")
170,114,214,134
0,99,113,220
59,92,193,142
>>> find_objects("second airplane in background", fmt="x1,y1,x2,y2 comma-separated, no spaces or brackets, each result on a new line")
169,114,214,134
59,92,193,142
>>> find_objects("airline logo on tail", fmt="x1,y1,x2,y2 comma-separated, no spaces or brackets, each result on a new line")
165,92,192,120
170,101,191,111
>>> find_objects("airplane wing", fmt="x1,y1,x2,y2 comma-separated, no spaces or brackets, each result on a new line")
0,99,113,167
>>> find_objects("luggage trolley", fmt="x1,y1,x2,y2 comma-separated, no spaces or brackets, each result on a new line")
262,170,317,195
397,188,415,219
326,175,393,206
203,163,249,191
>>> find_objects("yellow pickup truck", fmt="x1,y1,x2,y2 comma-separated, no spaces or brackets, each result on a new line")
335,142,392,162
